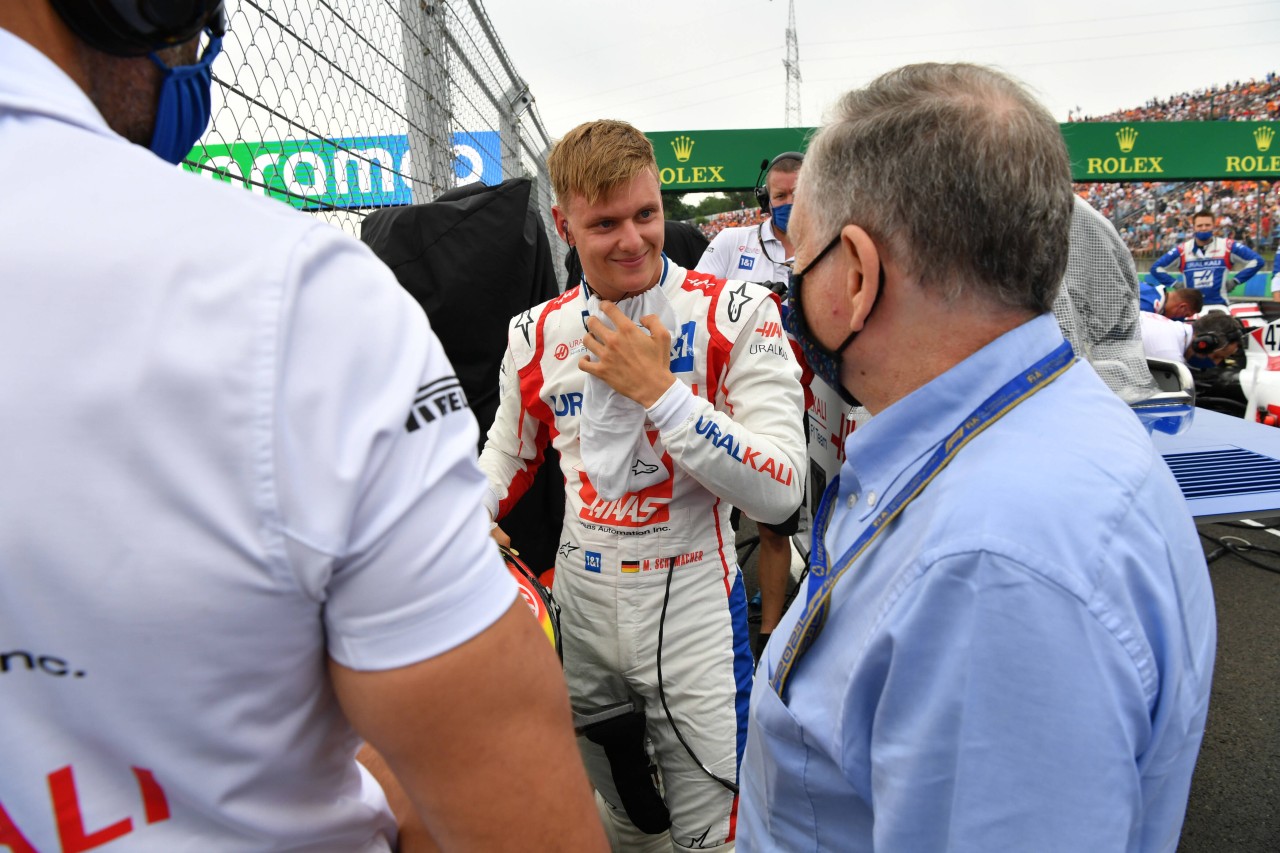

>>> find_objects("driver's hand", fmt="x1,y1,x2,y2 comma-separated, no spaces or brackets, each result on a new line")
490,523,511,549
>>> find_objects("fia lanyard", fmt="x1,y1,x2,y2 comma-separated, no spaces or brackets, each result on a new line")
769,339,1076,700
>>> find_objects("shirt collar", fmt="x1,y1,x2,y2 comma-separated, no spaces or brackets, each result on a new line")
760,218,782,244
840,313,1069,519
0,28,120,142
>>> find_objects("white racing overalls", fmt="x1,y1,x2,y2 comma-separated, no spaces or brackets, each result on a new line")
479,261,805,848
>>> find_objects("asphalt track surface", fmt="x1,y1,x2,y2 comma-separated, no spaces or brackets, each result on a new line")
736,516,1280,851
1180,516,1280,851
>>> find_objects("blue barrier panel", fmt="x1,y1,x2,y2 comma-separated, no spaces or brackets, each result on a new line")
1245,272,1272,298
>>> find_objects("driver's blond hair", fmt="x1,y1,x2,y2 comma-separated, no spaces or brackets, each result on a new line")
547,120,657,210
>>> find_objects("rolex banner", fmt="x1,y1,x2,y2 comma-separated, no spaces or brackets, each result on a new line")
647,128,814,191
1061,122,1280,182
646,123,1280,190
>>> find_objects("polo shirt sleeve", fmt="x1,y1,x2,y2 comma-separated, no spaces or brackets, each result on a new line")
849,549,1149,852
272,225,516,671
694,229,734,278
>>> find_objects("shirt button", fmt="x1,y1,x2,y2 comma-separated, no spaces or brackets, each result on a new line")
847,494,857,509
867,491,878,508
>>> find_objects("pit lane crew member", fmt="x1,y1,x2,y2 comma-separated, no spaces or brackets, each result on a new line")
1148,209,1263,306
479,119,806,851
694,152,808,657
0,2,603,851
1140,312,1248,414
1139,311,1196,364
1139,281,1203,318
696,153,801,283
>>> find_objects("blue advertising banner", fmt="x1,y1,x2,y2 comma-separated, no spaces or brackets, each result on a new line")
184,131,503,210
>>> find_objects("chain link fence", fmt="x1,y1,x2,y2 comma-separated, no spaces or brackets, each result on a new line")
186,0,564,276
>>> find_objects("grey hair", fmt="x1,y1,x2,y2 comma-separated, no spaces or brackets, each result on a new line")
801,63,1073,314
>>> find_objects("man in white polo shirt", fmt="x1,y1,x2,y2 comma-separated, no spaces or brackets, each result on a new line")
697,152,801,288
696,153,807,657
0,3,604,851
1139,312,1196,364
1140,312,1243,367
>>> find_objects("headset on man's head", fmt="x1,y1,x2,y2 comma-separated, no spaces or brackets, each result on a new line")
50,0,225,57
1191,316,1245,356
753,151,804,212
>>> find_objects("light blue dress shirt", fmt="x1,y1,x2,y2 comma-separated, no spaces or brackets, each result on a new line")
740,314,1216,852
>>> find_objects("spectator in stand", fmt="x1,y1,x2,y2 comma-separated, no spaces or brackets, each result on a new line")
1078,73,1280,122
698,206,768,241
1148,209,1263,306
1139,281,1203,318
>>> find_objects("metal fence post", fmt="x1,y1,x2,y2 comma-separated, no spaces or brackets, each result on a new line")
402,0,456,203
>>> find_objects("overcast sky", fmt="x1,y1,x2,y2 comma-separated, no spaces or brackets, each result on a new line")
482,0,1280,138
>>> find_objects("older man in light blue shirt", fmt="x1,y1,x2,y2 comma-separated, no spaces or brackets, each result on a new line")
740,63,1215,853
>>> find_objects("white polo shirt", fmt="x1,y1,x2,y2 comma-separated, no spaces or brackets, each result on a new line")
1140,312,1194,365
695,219,792,284
0,27,515,851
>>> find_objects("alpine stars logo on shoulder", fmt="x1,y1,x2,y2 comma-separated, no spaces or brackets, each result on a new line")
515,310,535,345
727,281,755,322
405,376,469,432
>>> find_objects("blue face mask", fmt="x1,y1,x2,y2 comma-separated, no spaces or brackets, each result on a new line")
147,33,222,165
1194,230,1214,242
1186,355,1218,370
771,203,794,234
785,234,875,408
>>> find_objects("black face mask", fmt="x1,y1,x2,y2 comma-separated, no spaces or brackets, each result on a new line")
784,234,879,408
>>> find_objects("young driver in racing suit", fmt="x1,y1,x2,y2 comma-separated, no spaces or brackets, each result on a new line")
479,120,806,851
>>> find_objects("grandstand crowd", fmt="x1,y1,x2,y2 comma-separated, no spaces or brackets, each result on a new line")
1073,72,1280,123
1081,180,1274,259
695,205,767,240
697,72,1280,262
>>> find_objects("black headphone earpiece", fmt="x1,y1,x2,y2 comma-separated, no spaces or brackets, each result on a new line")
753,159,772,212
754,151,804,213
1191,318,1244,355
1190,332,1224,355
49,0,225,57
